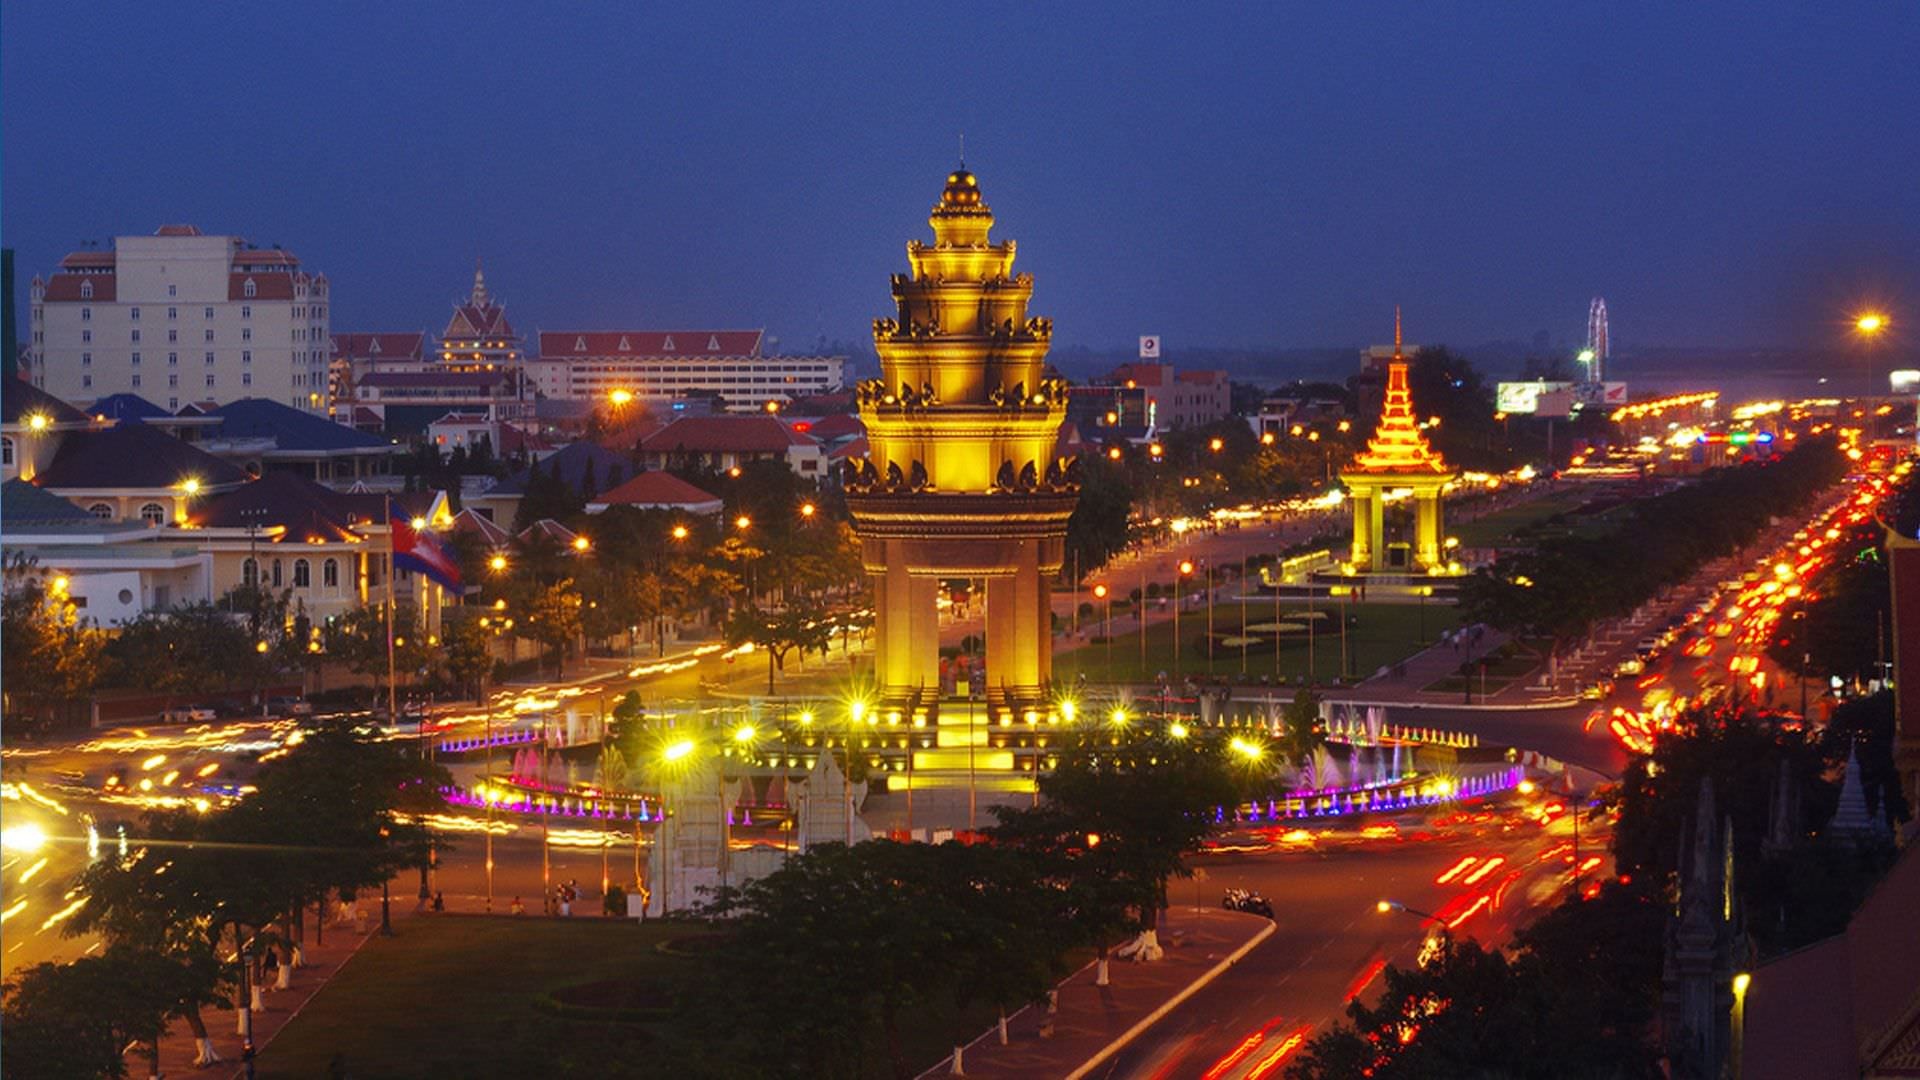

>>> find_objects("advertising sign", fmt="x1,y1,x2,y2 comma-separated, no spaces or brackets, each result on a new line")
1139,335,1161,359
1495,381,1573,415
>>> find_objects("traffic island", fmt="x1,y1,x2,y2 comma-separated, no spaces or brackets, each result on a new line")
916,906,1275,1079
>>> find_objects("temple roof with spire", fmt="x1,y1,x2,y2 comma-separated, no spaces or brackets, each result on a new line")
1346,310,1452,477
443,261,517,343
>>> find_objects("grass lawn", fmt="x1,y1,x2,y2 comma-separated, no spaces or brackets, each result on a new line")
1060,600,1452,685
259,916,1003,1079
1422,641,1544,694
1450,494,1589,549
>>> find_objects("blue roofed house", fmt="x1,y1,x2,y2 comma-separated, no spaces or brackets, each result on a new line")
468,438,632,524
201,397,401,486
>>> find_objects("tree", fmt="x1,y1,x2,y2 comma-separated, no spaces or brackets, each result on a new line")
108,602,253,707
1276,687,1327,770
440,606,495,703
726,600,836,694
1,947,212,1080
522,579,585,676
1063,452,1134,580
990,730,1238,973
1,555,109,734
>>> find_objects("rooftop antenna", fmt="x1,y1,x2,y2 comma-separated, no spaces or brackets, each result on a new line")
959,133,966,169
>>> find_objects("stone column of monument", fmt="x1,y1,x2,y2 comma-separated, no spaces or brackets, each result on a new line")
845,169,1078,721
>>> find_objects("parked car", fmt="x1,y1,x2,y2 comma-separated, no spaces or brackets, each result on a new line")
161,705,218,723
267,696,313,717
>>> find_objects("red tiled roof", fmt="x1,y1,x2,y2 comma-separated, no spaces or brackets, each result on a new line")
539,331,763,358
640,415,819,454
1176,369,1230,385
592,471,723,511
597,416,665,453
229,273,295,301
451,507,513,549
41,274,116,302
799,413,863,441
497,423,556,454
518,519,578,545
827,435,869,461
58,252,117,269
356,371,507,389
155,224,203,237
333,333,425,361
444,303,515,341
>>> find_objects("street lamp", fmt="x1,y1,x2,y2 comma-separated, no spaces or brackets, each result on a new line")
1377,899,1452,962
1174,559,1195,685
489,554,508,573
672,524,689,541
1856,312,1888,400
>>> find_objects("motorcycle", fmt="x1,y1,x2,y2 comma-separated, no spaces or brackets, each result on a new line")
1222,888,1275,920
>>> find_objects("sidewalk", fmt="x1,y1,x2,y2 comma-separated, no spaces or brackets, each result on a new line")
129,903,398,1079
916,907,1274,1079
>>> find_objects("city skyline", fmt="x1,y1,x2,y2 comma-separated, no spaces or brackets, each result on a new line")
5,4,1916,355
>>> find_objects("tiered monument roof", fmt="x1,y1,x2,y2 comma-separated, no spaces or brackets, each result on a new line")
1350,311,1451,477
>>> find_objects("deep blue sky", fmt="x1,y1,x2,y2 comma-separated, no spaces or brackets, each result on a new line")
5,3,1916,356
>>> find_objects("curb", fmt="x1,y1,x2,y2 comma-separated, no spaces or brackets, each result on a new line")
1062,915,1278,1080
1330,695,1584,712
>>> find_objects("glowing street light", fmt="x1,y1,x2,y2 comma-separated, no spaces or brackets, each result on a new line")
180,477,202,496
800,502,816,519
489,554,509,572
1208,437,1224,453
572,536,592,553
1109,707,1128,727
1169,721,1189,739
672,524,689,541
735,515,752,531
609,389,634,407
1856,313,1886,335
25,412,50,432
1228,735,1264,762
733,724,758,744
661,739,696,764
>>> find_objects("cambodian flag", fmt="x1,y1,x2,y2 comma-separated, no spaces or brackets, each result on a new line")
389,502,463,592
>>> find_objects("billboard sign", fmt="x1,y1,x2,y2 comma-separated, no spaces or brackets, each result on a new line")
1496,381,1573,415
1139,335,1162,359
1572,381,1629,406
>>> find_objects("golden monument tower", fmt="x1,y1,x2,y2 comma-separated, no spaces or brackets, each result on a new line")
845,169,1077,720
1341,310,1455,573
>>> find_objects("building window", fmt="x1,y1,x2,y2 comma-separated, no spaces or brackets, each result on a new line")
81,307,91,321
89,503,112,520
168,285,177,298
168,329,177,343
169,352,178,367
205,307,214,319
242,372,252,387
131,328,141,343
270,559,283,588
168,374,179,389
168,306,177,320
204,329,214,342
242,328,251,342
131,374,142,388
82,352,91,366
243,279,257,299
243,351,252,364
139,502,165,525
205,352,214,365
242,306,251,319
82,375,92,389
1,437,12,466
167,397,178,410
292,559,311,588
131,307,140,321
80,281,94,300
206,374,215,388
131,352,141,366
243,558,259,587
81,329,91,344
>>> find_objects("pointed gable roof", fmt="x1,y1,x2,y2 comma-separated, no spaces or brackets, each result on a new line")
35,421,248,491
185,471,365,543
84,393,171,422
588,471,723,515
2,374,91,426
536,331,764,359
1,478,95,525
450,507,513,548
210,397,394,453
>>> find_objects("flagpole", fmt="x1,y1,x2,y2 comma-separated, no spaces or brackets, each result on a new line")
386,505,399,726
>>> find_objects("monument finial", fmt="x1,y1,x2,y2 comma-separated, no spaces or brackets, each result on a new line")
1393,306,1403,358
472,258,488,307
959,132,966,169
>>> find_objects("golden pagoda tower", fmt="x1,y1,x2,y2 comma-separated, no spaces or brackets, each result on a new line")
1341,311,1455,573
845,169,1077,718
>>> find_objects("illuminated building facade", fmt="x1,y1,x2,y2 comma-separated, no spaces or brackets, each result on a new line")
845,170,1076,717
1341,314,1454,573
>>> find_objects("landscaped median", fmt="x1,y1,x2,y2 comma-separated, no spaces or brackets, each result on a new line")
914,907,1276,1080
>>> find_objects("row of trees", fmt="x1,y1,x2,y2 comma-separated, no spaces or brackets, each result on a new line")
1,720,447,1078
672,721,1266,1078
1460,439,1848,647
1288,700,1905,1079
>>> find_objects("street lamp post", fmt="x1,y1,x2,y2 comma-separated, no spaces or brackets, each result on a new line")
1376,899,1451,964
1175,559,1194,683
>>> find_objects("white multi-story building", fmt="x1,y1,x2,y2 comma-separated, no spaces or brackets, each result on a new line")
538,330,846,411
25,226,331,414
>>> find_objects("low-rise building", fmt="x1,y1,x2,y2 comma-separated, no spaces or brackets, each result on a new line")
1094,362,1230,431
539,330,846,411
636,414,825,478
585,471,724,516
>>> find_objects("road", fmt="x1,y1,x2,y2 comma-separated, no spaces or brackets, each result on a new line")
1101,796,1606,1080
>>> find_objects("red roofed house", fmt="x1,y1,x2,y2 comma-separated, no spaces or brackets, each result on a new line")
637,414,826,477
538,329,847,412
25,226,331,414
586,471,724,516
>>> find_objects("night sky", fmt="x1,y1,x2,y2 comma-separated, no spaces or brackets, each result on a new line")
4,3,1916,356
